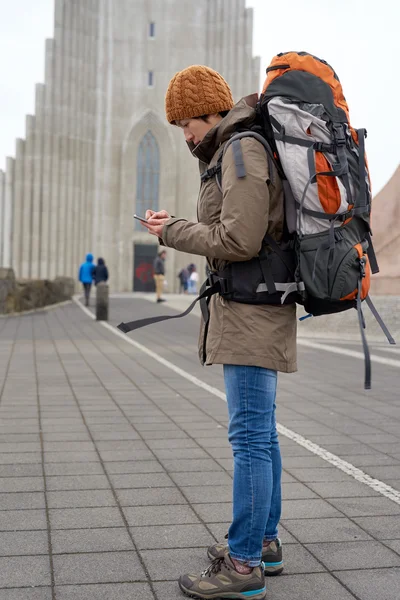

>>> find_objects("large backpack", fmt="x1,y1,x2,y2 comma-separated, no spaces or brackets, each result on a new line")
118,51,395,387
256,51,395,386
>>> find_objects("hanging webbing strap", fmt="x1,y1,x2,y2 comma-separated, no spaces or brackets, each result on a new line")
117,281,221,334
356,261,371,390
365,296,396,345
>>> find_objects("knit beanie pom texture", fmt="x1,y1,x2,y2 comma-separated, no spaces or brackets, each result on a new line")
165,65,234,123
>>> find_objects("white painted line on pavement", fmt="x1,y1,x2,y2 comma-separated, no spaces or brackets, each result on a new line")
73,296,400,506
298,339,400,369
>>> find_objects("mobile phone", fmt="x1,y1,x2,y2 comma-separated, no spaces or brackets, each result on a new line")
133,214,148,223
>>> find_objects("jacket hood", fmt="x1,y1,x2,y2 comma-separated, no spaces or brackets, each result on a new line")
188,94,259,164
98,258,105,265
86,253,94,262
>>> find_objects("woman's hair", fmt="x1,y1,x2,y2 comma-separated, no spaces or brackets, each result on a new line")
196,110,230,122
98,257,105,265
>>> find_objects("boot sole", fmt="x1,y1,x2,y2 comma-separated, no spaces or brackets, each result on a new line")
179,580,266,599
207,551,283,576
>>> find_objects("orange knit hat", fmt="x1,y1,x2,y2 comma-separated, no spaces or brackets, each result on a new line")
165,65,234,124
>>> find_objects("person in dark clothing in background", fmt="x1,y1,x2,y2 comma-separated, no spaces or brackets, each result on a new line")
153,250,166,303
78,253,95,306
178,266,189,293
93,258,109,285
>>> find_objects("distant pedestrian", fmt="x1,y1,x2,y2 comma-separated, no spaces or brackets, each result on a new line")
153,250,167,303
93,258,109,286
188,266,199,294
78,253,95,306
178,267,189,294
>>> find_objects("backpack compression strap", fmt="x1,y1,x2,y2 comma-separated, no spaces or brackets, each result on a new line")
117,280,221,334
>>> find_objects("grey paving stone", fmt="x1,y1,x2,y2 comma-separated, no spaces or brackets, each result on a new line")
55,583,154,600
0,465,42,477
281,471,297,483
363,465,400,479
159,459,223,472
110,473,173,489
42,433,91,442
141,547,208,581
98,449,155,461
50,507,124,529
335,568,400,600
145,437,200,450
283,517,372,543
354,516,400,539
0,478,44,493
283,456,333,469
282,499,341,520
44,451,99,463
0,491,45,510
281,543,326,574
131,523,214,550
0,555,50,587
206,447,234,459
0,509,47,531
95,440,149,451
45,463,104,476
152,448,210,460
90,431,140,441
0,453,41,465
281,482,318,500
43,442,96,452
306,480,380,498
47,490,116,509
328,496,400,517
0,443,41,452
116,487,186,507
192,502,232,523
384,539,400,554
284,468,354,482
306,540,400,570
342,454,400,467
53,551,145,584
169,471,232,487
124,504,199,527
105,461,164,474
0,530,48,556
214,458,233,471
0,588,52,599
266,572,355,600
52,527,133,554
46,475,110,491
140,430,190,440
181,485,232,504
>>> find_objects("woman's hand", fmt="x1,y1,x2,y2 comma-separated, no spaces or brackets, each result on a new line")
142,210,171,238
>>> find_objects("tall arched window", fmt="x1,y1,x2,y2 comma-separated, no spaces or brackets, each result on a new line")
135,131,160,230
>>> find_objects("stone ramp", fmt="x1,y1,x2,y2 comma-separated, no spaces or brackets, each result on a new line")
0,300,399,599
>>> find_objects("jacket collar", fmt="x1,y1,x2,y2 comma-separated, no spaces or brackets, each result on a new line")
187,94,259,164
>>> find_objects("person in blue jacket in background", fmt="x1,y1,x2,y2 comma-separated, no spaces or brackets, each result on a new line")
78,253,95,306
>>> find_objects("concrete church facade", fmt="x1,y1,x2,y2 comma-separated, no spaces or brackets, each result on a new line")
0,0,259,292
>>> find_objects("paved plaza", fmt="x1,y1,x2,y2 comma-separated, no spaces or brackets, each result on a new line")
0,295,399,599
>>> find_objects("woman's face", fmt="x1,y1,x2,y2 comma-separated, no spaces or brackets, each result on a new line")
177,114,222,146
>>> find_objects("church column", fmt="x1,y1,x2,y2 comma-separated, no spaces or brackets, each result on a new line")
0,170,4,265
12,140,25,277
58,0,73,277
40,39,55,278
31,84,45,278
244,8,254,92
21,116,35,279
3,158,15,269
49,0,64,279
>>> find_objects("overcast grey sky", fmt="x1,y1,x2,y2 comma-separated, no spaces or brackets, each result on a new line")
0,0,398,193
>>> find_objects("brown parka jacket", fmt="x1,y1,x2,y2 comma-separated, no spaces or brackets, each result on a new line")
162,95,297,373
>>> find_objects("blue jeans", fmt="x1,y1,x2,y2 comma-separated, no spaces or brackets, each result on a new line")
224,365,282,567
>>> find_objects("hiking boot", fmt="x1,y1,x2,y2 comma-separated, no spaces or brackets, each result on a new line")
207,535,283,576
178,552,266,599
